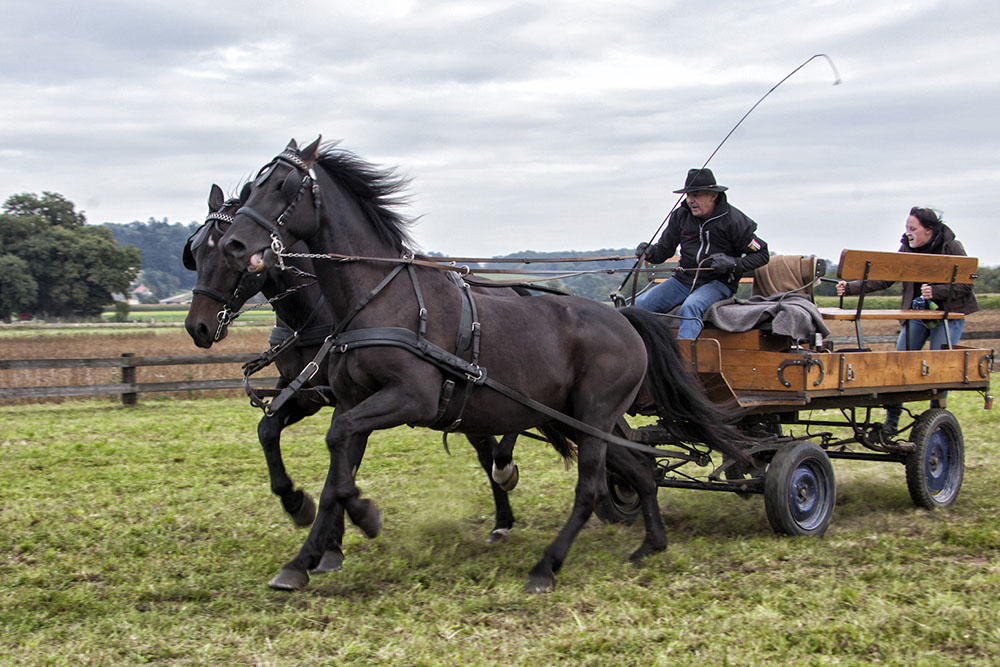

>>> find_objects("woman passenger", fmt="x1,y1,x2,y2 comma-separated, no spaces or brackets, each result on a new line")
836,207,980,433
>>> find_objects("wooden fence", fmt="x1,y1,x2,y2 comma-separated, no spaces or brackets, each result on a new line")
2,331,997,405
0,352,277,404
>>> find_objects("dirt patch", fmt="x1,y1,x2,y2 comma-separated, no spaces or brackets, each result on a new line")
825,309,1000,351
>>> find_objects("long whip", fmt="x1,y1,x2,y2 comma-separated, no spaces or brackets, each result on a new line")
618,54,842,302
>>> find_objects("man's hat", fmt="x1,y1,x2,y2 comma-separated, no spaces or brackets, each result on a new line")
673,168,728,194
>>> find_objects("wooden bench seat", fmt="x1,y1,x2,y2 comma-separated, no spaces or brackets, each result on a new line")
818,308,965,321
831,248,978,348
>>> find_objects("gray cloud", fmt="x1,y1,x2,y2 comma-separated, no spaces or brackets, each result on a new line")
1,0,998,266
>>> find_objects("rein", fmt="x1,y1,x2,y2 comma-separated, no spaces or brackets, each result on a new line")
278,249,673,285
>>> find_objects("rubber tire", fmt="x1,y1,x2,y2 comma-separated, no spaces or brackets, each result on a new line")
594,470,642,525
905,408,964,509
764,442,836,537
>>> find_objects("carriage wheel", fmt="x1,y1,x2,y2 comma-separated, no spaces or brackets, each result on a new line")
764,442,836,537
905,409,964,509
594,470,642,525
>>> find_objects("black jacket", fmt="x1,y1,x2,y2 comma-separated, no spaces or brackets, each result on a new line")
643,193,769,292
843,223,980,315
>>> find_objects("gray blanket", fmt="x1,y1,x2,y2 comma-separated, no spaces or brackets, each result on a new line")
659,293,830,341
703,294,831,340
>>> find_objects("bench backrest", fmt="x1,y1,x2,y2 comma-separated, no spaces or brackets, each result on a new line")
836,249,978,284
833,249,978,351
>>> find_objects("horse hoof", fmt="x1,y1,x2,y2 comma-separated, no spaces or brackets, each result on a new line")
629,542,667,564
288,492,316,527
524,574,555,594
487,528,510,544
310,549,344,573
492,463,519,492
268,568,309,591
355,500,383,539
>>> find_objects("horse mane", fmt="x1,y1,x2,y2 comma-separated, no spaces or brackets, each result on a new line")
315,143,416,253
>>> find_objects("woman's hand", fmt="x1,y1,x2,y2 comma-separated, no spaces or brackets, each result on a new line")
836,280,847,296
921,283,933,299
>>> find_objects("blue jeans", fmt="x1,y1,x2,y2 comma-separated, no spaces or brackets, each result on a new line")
634,276,732,339
884,319,966,427
895,319,965,352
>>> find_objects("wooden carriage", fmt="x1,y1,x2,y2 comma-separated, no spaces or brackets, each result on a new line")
604,249,994,536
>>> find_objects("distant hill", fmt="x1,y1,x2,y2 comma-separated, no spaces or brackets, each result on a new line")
467,248,647,301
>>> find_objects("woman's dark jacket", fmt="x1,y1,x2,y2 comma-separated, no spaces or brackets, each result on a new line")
842,223,980,315
643,192,769,293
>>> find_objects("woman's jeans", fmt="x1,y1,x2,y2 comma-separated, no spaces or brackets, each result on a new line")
634,276,733,339
884,318,966,427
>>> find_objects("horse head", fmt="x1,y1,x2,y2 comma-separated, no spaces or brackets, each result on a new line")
221,136,414,278
221,137,324,274
183,182,265,347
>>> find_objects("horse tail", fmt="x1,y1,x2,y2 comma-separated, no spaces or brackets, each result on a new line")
619,307,753,464
538,424,576,461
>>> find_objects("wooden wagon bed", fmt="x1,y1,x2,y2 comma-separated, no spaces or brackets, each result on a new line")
679,249,992,413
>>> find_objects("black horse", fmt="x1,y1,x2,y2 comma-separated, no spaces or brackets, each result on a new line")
218,138,752,592
183,184,576,567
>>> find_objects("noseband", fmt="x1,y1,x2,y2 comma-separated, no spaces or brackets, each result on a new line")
235,150,323,268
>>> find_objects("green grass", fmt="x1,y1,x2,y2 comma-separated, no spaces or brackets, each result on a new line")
2,393,1000,664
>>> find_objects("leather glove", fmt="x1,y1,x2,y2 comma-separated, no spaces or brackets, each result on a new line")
710,254,738,276
635,242,650,259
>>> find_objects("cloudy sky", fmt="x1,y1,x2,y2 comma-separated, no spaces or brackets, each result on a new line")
3,0,999,265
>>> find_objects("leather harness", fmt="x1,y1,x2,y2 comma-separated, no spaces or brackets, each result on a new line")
233,149,716,462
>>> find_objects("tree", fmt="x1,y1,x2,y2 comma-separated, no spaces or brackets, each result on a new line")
0,192,141,319
0,254,37,322
3,191,86,228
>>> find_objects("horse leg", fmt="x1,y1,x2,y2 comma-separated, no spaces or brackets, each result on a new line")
269,429,373,589
259,397,338,586
605,445,667,562
270,389,428,590
258,400,319,527
466,434,515,543
490,433,519,492
311,434,369,574
525,435,607,593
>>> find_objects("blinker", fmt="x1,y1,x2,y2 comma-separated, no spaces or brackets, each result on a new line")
282,170,303,202
187,222,213,251
253,161,278,187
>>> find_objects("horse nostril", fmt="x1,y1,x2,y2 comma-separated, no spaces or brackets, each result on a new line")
224,237,246,256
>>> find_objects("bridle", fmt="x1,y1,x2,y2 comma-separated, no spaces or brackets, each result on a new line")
235,150,323,270
185,206,267,341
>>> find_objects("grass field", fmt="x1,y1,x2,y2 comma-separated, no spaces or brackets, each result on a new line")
2,392,1000,664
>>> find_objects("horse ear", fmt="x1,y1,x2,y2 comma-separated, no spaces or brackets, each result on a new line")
301,135,322,163
286,138,298,151
208,184,225,211
238,181,252,204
